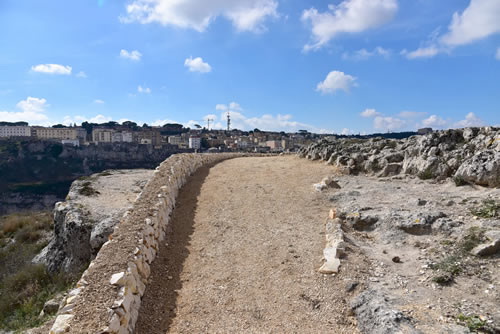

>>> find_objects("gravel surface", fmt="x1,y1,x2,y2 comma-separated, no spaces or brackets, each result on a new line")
136,156,368,333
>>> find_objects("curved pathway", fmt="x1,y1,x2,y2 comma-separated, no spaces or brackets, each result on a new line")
135,156,365,333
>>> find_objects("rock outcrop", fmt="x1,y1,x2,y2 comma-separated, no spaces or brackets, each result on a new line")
298,127,500,187
33,169,153,273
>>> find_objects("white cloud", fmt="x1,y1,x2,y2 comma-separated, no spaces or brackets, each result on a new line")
120,49,142,61
360,108,380,118
62,114,113,125
76,71,87,78
216,104,228,111
406,0,500,59
301,0,398,51
138,85,151,94
398,111,427,118
340,128,352,135
343,46,390,60
212,102,330,133
373,116,406,131
405,45,439,59
316,71,357,94
120,0,279,33
441,0,500,47
0,97,49,123
421,115,448,128
94,99,105,104
184,56,212,73
453,112,485,128
496,47,500,60
31,64,72,75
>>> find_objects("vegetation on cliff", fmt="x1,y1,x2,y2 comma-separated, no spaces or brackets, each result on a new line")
0,212,73,331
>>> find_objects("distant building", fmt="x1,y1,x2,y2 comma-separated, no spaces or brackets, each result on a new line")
111,131,133,143
137,129,162,146
92,128,114,143
0,125,31,137
168,136,183,146
34,127,86,141
189,136,201,150
266,140,282,150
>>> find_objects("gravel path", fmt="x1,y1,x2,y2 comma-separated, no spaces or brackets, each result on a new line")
135,156,368,333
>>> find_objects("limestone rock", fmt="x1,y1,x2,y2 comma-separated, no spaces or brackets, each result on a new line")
472,230,500,256
33,169,152,273
298,127,500,187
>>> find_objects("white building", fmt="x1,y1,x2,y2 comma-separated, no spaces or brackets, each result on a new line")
189,136,201,150
111,131,133,143
168,136,183,146
0,126,32,137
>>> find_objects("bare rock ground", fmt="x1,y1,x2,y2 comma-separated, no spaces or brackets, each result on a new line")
34,169,154,273
136,156,369,333
327,173,500,333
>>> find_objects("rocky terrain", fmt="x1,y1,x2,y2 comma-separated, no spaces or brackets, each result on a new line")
33,169,154,273
298,127,499,187
299,127,500,333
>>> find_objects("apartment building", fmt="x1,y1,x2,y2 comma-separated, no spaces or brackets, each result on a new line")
189,136,201,150
111,131,133,143
34,127,86,141
0,125,32,137
168,136,184,146
92,128,114,143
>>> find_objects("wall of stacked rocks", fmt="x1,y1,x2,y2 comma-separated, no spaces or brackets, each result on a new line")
48,153,249,334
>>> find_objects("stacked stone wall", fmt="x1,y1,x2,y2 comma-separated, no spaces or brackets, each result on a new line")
48,153,253,333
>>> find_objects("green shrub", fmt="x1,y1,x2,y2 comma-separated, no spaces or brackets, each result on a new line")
417,168,434,180
457,314,486,332
453,175,468,186
470,199,499,218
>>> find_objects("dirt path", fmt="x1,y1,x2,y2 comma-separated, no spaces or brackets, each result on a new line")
135,156,368,333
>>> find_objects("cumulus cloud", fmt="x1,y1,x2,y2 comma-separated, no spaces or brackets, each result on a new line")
137,85,151,94
343,46,390,60
120,49,142,61
62,114,114,126
404,46,439,59
441,0,500,47
316,71,357,94
31,64,72,75
120,0,279,33
184,57,212,73
212,102,330,133
453,112,485,127
360,108,381,118
421,115,448,128
301,0,398,51
0,97,49,123
406,0,500,59
94,99,105,104
373,116,406,131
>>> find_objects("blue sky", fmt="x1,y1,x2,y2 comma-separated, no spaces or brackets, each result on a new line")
0,0,499,134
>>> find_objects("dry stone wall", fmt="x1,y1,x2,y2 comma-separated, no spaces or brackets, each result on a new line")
48,153,250,334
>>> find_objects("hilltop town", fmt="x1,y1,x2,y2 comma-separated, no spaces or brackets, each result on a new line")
0,121,321,153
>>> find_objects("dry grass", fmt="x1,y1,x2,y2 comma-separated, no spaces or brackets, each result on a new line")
0,211,74,331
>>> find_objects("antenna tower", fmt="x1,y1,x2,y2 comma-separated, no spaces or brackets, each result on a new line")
227,112,231,131
206,118,214,131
